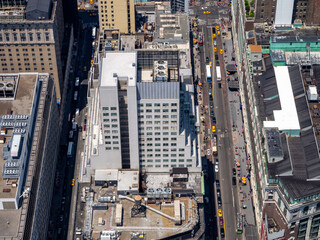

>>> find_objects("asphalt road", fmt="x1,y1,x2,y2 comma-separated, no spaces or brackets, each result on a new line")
190,1,244,240
47,10,97,240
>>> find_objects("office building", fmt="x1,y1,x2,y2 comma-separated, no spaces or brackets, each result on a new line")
0,73,60,239
255,0,320,25
98,0,135,34
0,0,65,103
82,51,198,177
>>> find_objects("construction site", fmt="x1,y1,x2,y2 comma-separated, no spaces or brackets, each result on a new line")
73,169,202,240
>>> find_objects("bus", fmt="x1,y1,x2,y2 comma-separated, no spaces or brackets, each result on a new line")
92,27,96,39
206,65,212,82
67,142,74,158
236,213,243,234
216,66,221,81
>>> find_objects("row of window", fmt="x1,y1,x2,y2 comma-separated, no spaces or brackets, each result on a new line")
0,32,51,42
140,137,177,141
139,109,177,113
139,114,177,119
105,147,119,150
140,153,184,157
103,118,117,122
141,159,192,163
103,124,118,128
139,126,178,131
138,103,177,107
104,130,118,134
2,67,53,72
139,120,177,125
102,107,117,111
141,164,192,168
140,142,178,147
103,112,117,116
142,132,177,136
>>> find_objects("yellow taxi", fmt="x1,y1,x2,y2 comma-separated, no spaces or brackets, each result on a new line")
214,47,217,53
242,176,247,185
213,34,216,39
220,49,223,55
212,126,216,133
209,61,212,67
217,30,221,36
218,209,223,217
216,26,220,31
71,178,75,186
203,11,211,14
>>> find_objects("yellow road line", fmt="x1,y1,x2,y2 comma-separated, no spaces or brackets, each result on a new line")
223,209,227,240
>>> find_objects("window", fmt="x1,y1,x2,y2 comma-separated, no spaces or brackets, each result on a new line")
146,103,152,107
163,103,169,107
111,107,116,110
102,107,109,110
163,109,169,112
112,130,118,133
179,159,184,162
154,103,160,107
112,124,118,128
111,113,117,116
103,113,109,116
171,103,177,106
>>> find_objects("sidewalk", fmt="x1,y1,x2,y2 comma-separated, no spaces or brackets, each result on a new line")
222,35,258,238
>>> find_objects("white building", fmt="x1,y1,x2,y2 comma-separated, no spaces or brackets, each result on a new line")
82,51,199,178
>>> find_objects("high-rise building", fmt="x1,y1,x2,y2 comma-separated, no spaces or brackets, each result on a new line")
0,73,60,239
98,0,135,34
83,51,198,175
0,0,65,103
255,0,320,25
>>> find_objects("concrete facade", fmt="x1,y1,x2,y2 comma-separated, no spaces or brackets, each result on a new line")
98,0,135,34
0,73,59,239
0,0,65,103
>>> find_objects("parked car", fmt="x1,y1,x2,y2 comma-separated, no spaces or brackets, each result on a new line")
218,208,223,217
219,217,224,226
75,77,80,87
217,189,221,197
217,196,222,206
215,164,219,172
221,228,225,238
233,168,236,175
216,179,220,187
232,177,237,185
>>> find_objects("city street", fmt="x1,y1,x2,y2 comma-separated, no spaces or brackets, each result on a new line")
190,0,257,239
47,10,98,240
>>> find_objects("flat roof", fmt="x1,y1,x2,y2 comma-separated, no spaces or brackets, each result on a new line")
0,74,37,199
264,66,300,132
0,73,39,237
274,0,294,25
271,36,320,43
117,170,139,192
100,52,137,87
154,7,189,43
249,45,262,53
95,169,118,182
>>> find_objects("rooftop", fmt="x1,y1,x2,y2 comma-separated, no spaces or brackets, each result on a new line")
136,82,180,100
271,36,320,43
274,0,294,25
0,74,37,199
154,5,189,44
249,45,262,53
100,52,137,87
258,63,320,199
263,66,300,133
